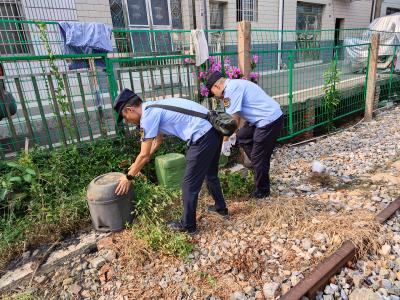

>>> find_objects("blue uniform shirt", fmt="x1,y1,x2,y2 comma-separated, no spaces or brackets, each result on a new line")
140,98,212,144
223,79,283,128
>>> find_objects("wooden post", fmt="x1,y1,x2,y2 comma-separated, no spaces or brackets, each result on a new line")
365,33,379,121
237,21,252,166
237,21,252,78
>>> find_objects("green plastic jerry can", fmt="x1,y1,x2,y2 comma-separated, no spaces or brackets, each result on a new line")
155,153,186,189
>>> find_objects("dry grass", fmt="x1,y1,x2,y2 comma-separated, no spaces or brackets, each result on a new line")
308,172,334,186
116,229,158,269
243,196,382,260
294,210,382,259
243,196,327,227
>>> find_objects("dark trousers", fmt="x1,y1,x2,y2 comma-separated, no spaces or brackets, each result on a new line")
236,116,283,194
181,128,226,230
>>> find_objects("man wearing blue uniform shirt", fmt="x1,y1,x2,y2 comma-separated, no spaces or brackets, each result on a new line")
206,71,283,199
113,89,228,234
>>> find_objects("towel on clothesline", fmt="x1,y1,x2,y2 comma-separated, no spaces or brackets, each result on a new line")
190,29,209,66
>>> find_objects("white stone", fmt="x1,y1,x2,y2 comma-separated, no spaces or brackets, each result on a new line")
302,239,312,250
231,291,247,300
89,257,106,269
312,161,326,173
349,288,382,300
263,282,279,299
380,244,391,256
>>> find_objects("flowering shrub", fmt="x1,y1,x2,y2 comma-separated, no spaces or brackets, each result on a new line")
183,54,260,99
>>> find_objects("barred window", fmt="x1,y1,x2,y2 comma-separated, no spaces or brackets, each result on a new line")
296,2,323,31
210,3,224,29
236,0,257,22
0,0,31,55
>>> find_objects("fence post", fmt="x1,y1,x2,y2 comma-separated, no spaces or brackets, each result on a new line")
105,56,123,135
237,21,252,78
237,21,252,168
288,52,294,135
365,33,380,121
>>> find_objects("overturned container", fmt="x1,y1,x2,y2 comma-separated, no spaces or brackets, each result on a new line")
87,172,134,232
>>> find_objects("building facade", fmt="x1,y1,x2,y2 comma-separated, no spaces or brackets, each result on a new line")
2,0,398,34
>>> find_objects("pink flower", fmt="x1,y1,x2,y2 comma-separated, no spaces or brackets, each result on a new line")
228,66,242,78
209,56,215,65
225,66,242,79
199,71,207,79
200,83,209,97
184,58,191,64
249,72,259,81
210,62,221,73
252,54,259,64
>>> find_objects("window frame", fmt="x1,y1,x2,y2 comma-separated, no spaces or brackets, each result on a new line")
210,2,224,29
236,0,258,23
0,0,32,55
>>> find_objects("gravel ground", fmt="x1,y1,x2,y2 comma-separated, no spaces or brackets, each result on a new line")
2,105,400,300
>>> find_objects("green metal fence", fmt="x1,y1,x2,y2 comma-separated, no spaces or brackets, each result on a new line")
376,44,400,105
0,19,399,158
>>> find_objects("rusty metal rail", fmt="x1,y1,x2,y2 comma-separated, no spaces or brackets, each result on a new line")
281,197,400,300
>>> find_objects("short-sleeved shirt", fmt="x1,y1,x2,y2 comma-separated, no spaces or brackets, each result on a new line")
140,98,212,144
223,79,283,128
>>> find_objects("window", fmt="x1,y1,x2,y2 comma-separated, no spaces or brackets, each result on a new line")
296,2,323,62
125,0,172,53
386,7,400,16
236,0,257,22
126,0,171,27
0,0,31,55
296,2,323,31
210,3,224,29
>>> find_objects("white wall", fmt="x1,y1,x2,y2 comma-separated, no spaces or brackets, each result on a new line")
75,0,113,25
282,0,372,31
21,0,77,21
181,0,372,32
334,0,373,29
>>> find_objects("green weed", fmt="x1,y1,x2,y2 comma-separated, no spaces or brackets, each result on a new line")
219,169,253,198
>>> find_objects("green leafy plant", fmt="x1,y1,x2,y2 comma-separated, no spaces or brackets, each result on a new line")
0,155,37,217
2,290,38,300
219,170,253,198
134,222,193,258
323,59,341,130
197,271,218,288
36,22,74,140
130,176,193,258
133,177,181,222
0,134,187,268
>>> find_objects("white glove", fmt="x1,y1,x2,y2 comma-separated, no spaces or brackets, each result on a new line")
221,141,232,156
229,133,237,146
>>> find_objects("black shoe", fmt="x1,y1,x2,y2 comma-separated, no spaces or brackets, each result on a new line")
167,221,197,234
250,190,270,199
207,205,229,218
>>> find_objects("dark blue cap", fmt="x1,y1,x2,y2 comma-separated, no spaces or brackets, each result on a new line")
113,88,142,123
206,71,223,97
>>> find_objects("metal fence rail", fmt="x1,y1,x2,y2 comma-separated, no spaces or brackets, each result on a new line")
0,19,399,157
